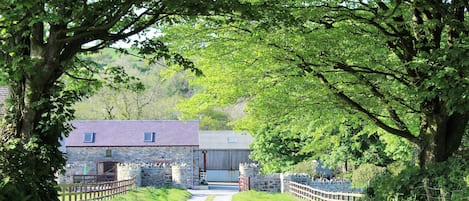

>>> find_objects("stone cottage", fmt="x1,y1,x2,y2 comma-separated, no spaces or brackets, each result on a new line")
62,120,199,188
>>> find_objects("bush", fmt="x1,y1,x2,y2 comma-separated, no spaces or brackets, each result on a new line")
365,156,469,201
289,160,333,179
0,178,32,201
289,160,318,178
351,163,385,188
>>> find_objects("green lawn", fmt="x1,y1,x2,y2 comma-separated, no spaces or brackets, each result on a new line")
232,190,296,201
109,187,191,201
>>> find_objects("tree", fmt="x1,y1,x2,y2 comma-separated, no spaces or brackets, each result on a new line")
73,51,187,120
161,0,468,168
321,122,396,172
0,0,249,199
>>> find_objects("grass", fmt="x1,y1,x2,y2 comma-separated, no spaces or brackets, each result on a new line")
109,187,191,201
205,194,216,201
232,190,296,201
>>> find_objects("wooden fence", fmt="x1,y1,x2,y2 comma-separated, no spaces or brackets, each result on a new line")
59,177,136,201
72,174,117,183
239,176,250,192
289,181,364,201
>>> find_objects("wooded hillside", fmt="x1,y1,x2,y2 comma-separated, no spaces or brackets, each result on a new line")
74,48,237,130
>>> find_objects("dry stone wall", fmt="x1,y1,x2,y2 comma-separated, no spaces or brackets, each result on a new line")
172,163,194,188
251,173,282,193
309,179,362,193
239,163,361,194
116,162,196,188
117,163,143,186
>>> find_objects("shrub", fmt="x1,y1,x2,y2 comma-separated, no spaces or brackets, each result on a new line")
351,163,385,188
365,156,469,201
0,178,32,201
289,160,318,178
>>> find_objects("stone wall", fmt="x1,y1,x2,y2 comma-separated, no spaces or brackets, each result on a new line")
172,163,193,188
116,162,196,188
239,163,307,193
142,165,172,187
309,179,362,193
280,173,310,193
116,163,174,187
239,163,260,177
66,146,194,165
239,163,361,194
116,163,142,186
251,174,281,193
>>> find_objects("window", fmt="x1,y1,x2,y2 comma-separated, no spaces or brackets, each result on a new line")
227,137,238,143
144,132,155,142
106,149,112,157
83,132,95,143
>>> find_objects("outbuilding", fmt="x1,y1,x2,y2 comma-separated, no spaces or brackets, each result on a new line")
196,130,254,182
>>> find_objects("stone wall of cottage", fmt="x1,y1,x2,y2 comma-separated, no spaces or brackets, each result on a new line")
62,146,197,188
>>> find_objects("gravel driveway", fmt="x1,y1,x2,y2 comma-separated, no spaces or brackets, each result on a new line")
187,182,239,201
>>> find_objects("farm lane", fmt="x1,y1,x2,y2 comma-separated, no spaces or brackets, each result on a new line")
187,182,239,201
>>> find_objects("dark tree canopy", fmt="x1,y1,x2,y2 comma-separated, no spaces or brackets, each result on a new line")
0,0,250,199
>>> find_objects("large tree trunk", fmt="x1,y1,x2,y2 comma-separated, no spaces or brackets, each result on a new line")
418,99,468,167
1,82,65,200
0,22,68,199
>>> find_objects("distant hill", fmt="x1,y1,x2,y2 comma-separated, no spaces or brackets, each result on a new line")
73,49,236,130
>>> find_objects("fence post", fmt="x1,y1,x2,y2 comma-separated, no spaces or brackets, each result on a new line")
423,178,432,201
441,188,446,201
58,177,136,201
60,185,64,201
288,181,364,201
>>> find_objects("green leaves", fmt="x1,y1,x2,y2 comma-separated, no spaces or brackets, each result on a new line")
158,0,469,171
134,39,203,76
1,0,260,199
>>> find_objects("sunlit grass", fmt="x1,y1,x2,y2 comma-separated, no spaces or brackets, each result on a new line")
232,190,295,201
205,194,215,201
109,187,191,201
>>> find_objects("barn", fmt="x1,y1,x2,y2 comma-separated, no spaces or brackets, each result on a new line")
196,130,254,182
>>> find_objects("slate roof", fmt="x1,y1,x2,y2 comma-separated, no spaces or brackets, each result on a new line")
66,120,199,147
198,130,252,150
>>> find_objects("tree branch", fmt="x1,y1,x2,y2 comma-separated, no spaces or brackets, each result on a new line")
272,43,419,143
314,71,419,144
333,62,411,132
58,2,134,43
64,71,98,82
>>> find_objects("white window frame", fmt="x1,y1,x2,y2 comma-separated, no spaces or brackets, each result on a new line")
83,132,95,143
144,132,155,142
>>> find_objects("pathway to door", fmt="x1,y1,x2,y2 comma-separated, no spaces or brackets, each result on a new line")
187,182,239,201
